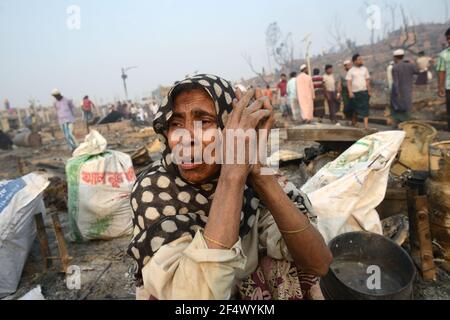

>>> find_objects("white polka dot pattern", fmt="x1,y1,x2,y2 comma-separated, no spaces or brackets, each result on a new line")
141,191,154,203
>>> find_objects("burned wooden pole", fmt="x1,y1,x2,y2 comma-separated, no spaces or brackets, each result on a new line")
406,171,437,281
50,212,71,273
34,213,52,271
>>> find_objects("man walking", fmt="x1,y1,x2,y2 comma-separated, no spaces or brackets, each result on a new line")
390,49,419,127
338,60,353,125
437,28,450,131
323,64,340,124
52,89,77,151
416,51,432,86
277,73,290,119
346,54,371,129
81,95,97,124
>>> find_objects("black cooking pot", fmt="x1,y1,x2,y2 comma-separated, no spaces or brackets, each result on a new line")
320,231,416,300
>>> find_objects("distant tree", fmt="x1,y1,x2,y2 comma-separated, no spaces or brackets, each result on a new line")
265,22,296,72
383,0,398,34
241,53,270,87
327,15,358,53
443,0,449,23
386,5,420,56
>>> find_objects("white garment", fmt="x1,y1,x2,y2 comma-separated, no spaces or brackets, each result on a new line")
417,56,431,72
301,131,405,244
323,74,336,92
387,64,394,90
136,207,293,300
346,66,370,93
287,78,297,100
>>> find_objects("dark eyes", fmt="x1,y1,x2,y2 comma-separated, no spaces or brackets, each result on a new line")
169,121,183,128
201,119,214,125
169,119,214,128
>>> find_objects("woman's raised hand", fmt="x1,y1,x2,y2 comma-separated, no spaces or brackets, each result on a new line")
220,88,271,182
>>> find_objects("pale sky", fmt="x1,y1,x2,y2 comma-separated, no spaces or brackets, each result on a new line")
0,0,447,107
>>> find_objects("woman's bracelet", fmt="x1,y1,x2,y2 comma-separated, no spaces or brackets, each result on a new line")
203,232,232,250
279,223,311,235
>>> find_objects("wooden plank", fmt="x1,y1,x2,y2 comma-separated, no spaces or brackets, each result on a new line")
34,213,52,271
407,189,437,281
376,188,408,220
285,125,376,142
51,212,71,273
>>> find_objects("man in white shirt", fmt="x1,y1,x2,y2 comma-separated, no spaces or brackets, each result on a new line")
323,64,340,124
416,51,432,86
346,54,372,129
287,72,301,121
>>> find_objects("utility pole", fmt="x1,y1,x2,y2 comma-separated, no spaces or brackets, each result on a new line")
121,66,138,100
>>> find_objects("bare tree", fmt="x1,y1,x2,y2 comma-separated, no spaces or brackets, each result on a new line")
328,15,347,51
443,0,449,23
241,53,269,86
383,0,398,33
362,1,378,46
327,15,357,53
265,22,296,72
265,22,281,72
387,5,419,56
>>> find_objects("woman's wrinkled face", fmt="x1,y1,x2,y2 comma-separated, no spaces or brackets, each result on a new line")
167,88,221,184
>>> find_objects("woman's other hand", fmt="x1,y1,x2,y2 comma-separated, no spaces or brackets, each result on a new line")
220,89,271,183
249,88,275,182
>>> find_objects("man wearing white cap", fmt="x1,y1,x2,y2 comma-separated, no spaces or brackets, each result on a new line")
296,64,315,123
390,49,419,127
51,89,77,151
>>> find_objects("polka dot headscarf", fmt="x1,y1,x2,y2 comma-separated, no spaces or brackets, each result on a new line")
127,74,261,284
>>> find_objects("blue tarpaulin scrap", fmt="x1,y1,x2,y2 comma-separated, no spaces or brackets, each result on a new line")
0,178,26,213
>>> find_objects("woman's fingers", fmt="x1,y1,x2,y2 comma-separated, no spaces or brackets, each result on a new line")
260,96,274,132
229,89,254,125
238,88,254,109
228,99,240,127
248,109,271,128
228,89,252,127
234,87,243,101
244,97,266,115
254,88,263,99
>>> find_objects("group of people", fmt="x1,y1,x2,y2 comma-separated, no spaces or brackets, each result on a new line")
50,89,162,151
387,28,450,131
276,54,372,129
273,27,450,132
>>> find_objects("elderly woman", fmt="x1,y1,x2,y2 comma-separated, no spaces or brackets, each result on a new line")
128,74,332,300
